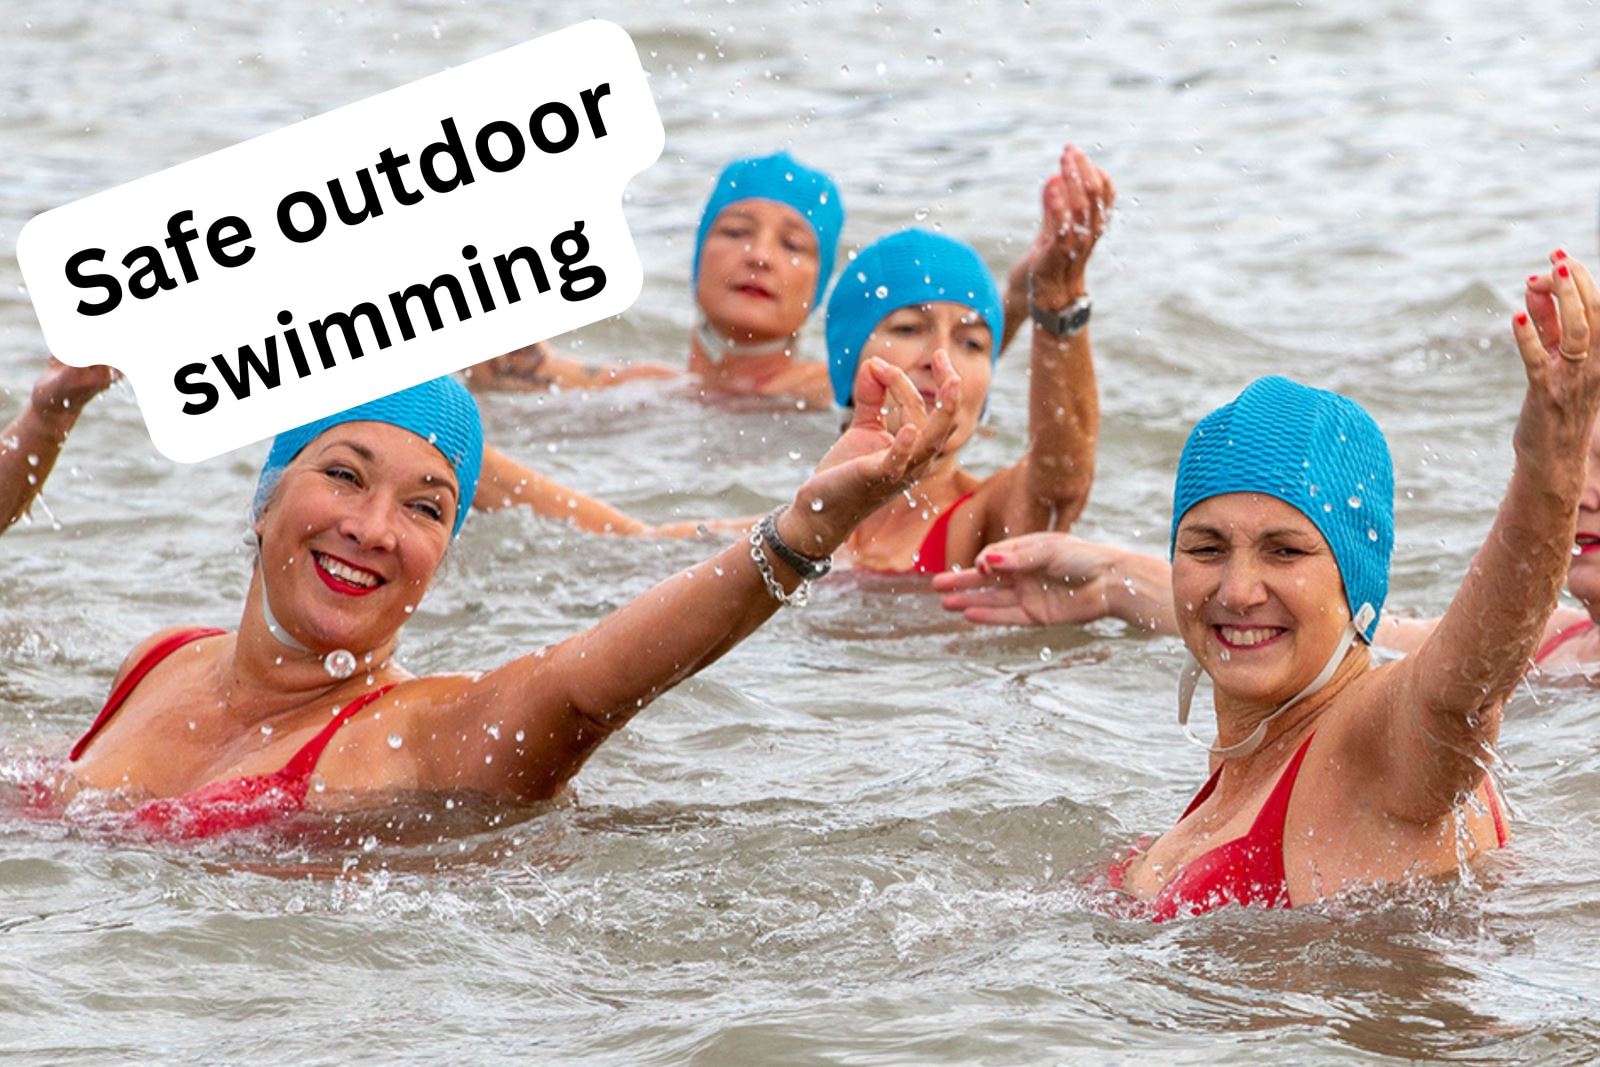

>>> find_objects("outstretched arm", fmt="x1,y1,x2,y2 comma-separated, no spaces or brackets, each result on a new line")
1,359,116,534
990,146,1113,538
1363,252,1600,823
933,533,1176,632
435,355,963,798
463,341,678,394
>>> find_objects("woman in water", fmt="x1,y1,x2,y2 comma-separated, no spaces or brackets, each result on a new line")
1,357,117,536
939,252,1600,917
817,145,1114,571
53,358,961,838
467,149,846,407
475,146,1113,557
938,258,1600,676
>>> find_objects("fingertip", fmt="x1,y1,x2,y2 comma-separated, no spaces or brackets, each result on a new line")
1515,311,1530,328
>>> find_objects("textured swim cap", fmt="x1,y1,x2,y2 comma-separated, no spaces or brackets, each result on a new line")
1170,376,1393,642
692,150,844,311
824,228,1004,407
254,377,484,539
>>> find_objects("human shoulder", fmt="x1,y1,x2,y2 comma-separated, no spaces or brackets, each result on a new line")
108,625,230,693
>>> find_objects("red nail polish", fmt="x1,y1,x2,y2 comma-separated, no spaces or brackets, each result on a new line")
1528,274,1541,285
983,553,1004,564
1555,249,1569,260
1559,264,1571,278
1515,312,1530,326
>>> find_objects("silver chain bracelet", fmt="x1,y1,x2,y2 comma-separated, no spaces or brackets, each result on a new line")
749,523,812,607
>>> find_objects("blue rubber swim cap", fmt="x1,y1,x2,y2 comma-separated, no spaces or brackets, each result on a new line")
692,150,844,311
824,229,1004,407
255,377,484,539
1170,376,1394,643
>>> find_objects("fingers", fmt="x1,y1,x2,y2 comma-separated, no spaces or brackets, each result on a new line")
960,605,1040,627
1552,254,1590,360
939,586,1025,611
930,568,991,592
873,359,928,437
1563,255,1600,359
1526,275,1560,353
1512,307,1548,382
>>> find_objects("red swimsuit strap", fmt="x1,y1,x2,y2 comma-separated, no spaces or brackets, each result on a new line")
278,685,397,781
70,627,229,762
911,490,977,574
1534,618,1596,665
1176,733,1318,837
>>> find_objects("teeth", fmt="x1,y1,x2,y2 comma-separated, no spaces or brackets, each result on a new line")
317,553,378,588
1219,626,1279,647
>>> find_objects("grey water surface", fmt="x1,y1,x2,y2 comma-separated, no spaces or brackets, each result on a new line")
3,1,1600,1063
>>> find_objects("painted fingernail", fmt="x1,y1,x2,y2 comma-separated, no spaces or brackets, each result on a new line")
984,553,1004,564
1515,312,1530,326
1528,274,1541,285
1559,264,1571,278
1554,249,1569,260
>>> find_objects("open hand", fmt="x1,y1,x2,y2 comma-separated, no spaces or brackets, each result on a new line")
1027,145,1115,308
931,532,1122,625
1517,250,1600,451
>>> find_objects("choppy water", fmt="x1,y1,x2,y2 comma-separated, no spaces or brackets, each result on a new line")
4,1,1600,1063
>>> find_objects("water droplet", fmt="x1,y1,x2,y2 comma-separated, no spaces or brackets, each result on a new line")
1367,528,1379,542
403,605,416,615
810,499,824,512
1038,646,1052,661
324,649,357,679
913,207,930,221
713,564,725,576
486,723,501,740
361,835,378,852
387,733,403,749
260,724,274,737
311,775,326,793
874,285,889,298
1347,496,1362,509
787,449,801,461
514,729,526,743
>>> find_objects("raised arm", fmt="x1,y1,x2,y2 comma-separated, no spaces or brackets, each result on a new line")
1,358,116,535
990,146,1113,537
1365,252,1600,821
432,355,962,798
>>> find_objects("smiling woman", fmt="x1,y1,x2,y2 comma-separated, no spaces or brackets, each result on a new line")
54,366,961,838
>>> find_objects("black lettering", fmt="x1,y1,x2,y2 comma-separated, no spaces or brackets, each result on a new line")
163,210,201,283
579,83,612,138
175,362,218,415
327,169,385,227
211,337,282,400
551,221,605,301
375,148,424,206
419,117,475,194
277,190,327,243
276,310,312,378
207,216,255,268
309,303,392,368
528,102,579,153
123,245,177,300
474,120,525,173
65,248,121,316
462,244,495,312
387,274,470,341
492,246,550,303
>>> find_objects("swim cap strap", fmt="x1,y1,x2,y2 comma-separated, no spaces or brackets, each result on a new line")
1176,610,1369,759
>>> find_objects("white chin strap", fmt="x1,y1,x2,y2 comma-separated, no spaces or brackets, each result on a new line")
259,569,311,653
1177,604,1375,760
696,320,795,362
248,531,360,679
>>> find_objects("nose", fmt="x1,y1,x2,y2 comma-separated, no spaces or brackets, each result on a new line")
1580,463,1600,515
1214,554,1268,615
742,226,778,268
337,491,400,554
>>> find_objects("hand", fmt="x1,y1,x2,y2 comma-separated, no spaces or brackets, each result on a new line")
1517,251,1600,452
30,357,117,425
1026,145,1115,308
463,342,553,391
931,533,1121,626
780,354,960,553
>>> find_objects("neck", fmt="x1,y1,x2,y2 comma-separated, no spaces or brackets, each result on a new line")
687,324,799,385
1209,642,1369,770
230,565,399,718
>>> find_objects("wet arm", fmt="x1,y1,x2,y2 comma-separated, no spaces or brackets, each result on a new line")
1,363,108,534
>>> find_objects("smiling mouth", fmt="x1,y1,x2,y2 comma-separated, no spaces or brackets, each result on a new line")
1213,625,1287,650
1577,534,1600,555
312,551,385,596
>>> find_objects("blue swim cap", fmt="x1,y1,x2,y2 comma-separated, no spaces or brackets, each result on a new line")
692,150,844,312
824,229,1004,407
1170,377,1393,642
255,377,484,539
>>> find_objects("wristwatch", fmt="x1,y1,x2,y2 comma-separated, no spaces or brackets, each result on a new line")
1028,274,1092,339
761,508,833,580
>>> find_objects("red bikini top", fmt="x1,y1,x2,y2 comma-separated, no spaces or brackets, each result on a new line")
910,490,976,574
70,627,395,839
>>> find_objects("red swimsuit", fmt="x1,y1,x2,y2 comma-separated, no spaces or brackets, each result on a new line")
1119,734,1508,921
69,628,395,839
1534,618,1596,666
909,490,975,574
